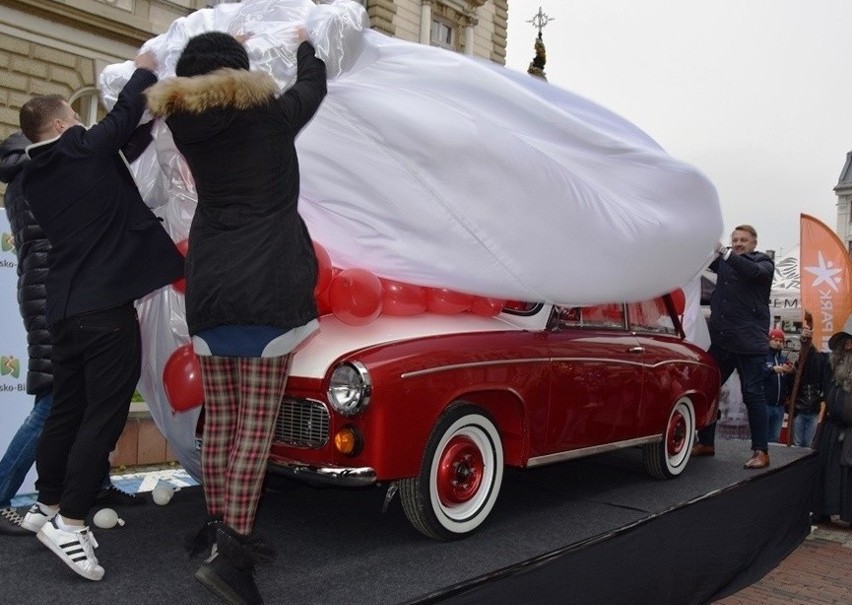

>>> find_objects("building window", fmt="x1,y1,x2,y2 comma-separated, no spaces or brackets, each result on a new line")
431,18,455,50
69,88,104,127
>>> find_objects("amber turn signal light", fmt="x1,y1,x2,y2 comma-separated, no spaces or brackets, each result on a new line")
334,426,363,456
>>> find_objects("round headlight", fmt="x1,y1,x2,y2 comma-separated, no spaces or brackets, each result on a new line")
327,361,371,417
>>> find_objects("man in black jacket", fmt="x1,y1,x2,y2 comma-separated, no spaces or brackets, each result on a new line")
692,225,774,468
791,325,829,447
0,129,149,536
16,50,184,581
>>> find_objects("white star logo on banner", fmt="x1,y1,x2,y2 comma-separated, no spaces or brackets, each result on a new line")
804,251,842,292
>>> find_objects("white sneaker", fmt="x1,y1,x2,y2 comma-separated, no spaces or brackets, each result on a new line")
20,503,57,533
37,518,104,581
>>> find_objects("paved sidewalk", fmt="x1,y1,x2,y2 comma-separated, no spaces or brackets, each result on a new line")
715,521,852,605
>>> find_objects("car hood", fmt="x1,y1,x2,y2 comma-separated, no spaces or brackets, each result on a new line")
290,312,527,379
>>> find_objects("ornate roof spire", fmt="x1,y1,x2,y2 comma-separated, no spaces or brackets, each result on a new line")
526,6,554,80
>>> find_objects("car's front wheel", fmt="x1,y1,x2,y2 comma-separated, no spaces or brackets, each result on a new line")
399,403,504,541
643,397,695,479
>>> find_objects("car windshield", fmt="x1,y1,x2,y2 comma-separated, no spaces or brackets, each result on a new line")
547,297,678,335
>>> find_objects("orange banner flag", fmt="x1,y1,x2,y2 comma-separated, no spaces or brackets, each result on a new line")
799,213,852,351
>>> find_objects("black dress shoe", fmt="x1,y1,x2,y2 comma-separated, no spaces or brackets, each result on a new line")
0,507,33,536
96,485,146,506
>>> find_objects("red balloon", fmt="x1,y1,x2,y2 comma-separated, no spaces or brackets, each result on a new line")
426,288,473,314
163,344,203,413
329,268,383,326
313,241,333,297
315,284,333,316
172,238,189,294
470,297,504,316
381,279,427,316
669,288,686,315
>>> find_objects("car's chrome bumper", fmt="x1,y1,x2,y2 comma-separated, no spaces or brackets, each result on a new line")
267,458,377,487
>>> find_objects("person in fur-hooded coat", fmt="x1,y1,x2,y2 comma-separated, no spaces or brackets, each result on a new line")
146,31,326,605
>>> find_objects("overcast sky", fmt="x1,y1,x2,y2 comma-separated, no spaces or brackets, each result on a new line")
504,0,851,256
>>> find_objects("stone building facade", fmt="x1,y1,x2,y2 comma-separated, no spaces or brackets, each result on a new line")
834,152,852,255
0,0,508,200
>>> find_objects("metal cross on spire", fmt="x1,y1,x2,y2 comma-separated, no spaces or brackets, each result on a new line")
526,6,553,80
526,6,554,39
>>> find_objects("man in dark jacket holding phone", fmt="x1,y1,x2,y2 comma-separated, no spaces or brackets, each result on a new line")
16,50,184,581
692,224,774,468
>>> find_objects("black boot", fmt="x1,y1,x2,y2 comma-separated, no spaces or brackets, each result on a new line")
184,514,223,559
195,523,276,605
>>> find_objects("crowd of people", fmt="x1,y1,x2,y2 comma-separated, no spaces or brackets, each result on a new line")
0,29,850,605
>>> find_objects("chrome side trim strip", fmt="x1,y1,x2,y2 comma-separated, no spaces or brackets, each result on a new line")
645,359,713,370
402,356,714,378
526,435,661,467
402,358,545,378
267,459,377,487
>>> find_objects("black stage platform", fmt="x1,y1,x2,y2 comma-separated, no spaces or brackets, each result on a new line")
0,439,816,605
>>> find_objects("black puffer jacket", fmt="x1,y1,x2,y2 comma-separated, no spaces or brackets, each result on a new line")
0,132,52,396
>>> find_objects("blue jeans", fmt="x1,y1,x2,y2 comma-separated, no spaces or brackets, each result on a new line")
0,392,53,508
697,344,769,452
793,412,818,447
766,405,785,443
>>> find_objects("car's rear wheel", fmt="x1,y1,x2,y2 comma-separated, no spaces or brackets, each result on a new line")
399,403,504,541
643,397,694,479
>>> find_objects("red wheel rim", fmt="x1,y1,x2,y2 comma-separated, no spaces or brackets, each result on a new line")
667,410,687,457
436,435,484,506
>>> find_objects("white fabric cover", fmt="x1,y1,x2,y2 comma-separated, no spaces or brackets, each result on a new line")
98,0,721,480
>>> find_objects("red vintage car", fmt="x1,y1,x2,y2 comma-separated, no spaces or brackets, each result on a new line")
268,295,720,540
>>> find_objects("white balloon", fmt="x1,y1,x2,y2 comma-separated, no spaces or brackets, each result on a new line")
93,508,125,529
152,485,175,506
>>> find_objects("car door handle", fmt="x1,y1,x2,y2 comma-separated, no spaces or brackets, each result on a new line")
628,346,644,354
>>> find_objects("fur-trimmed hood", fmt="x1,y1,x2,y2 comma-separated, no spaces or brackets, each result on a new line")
146,68,278,117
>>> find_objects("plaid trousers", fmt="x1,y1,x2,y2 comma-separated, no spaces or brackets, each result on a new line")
198,354,290,535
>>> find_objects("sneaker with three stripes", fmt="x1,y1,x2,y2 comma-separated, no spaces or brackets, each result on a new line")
37,517,104,581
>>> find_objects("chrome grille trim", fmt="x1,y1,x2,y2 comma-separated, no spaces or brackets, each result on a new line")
274,397,329,449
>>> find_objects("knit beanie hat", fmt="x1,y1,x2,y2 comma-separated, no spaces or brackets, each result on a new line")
175,32,250,77
768,328,785,341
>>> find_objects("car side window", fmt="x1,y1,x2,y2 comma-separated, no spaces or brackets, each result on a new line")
502,301,541,316
627,298,676,335
550,303,626,330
